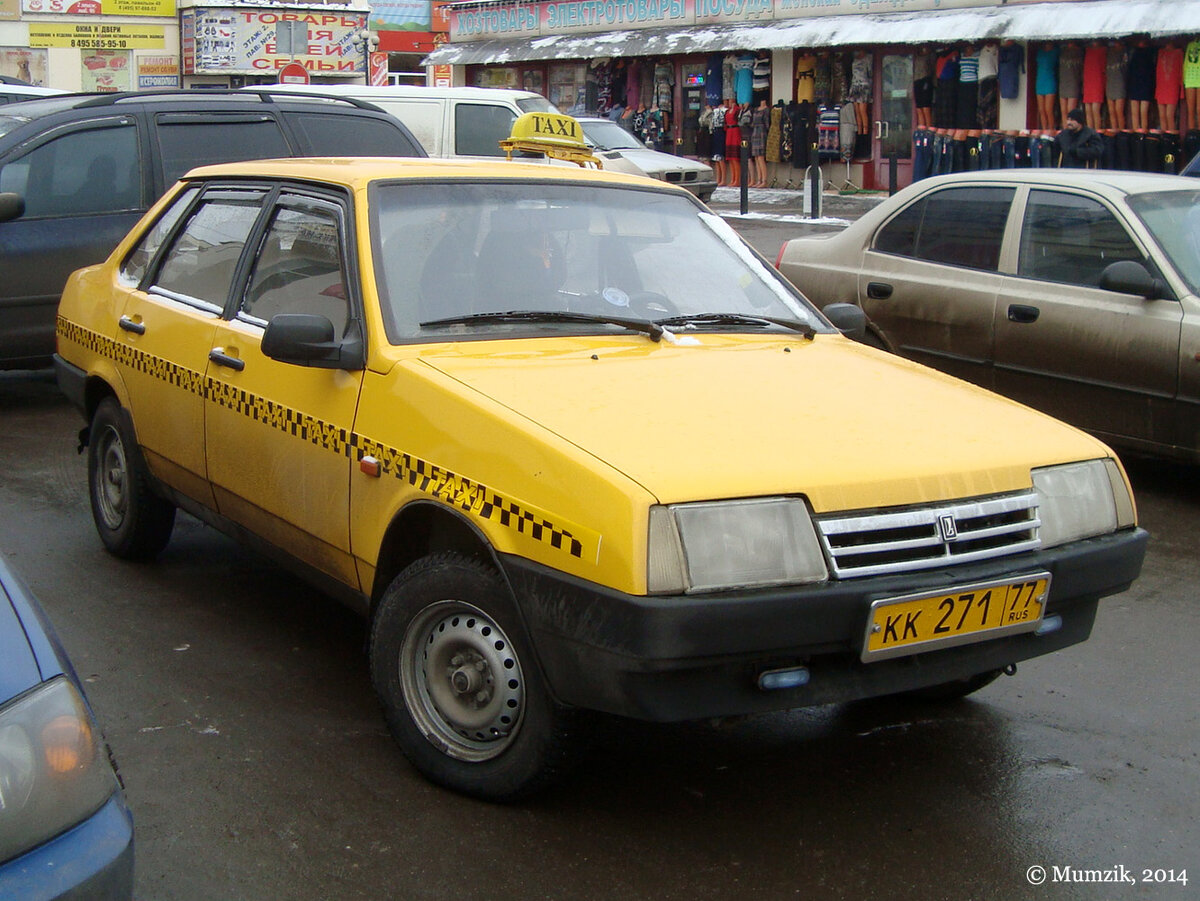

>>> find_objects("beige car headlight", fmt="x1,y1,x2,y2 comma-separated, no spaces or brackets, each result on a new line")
647,497,828,594
1033,459,1136,549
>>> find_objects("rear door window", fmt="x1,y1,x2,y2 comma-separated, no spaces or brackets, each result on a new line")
154,114,291,185
875,186,1014,272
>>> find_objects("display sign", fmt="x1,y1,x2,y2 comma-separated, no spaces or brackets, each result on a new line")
180,8,367,76
21,0,174,15
81,49,131,90
449,0,1034,41
137,54,180,88
29,24,166,50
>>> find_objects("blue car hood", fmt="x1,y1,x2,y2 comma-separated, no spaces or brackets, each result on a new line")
0,586,42,702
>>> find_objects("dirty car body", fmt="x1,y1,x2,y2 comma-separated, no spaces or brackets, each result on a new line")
776,170,1200,463
55,155,1147,800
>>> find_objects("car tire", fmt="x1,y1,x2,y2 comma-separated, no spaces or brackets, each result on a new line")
369,552,575,801
899,669,1002,702
87,397,175,560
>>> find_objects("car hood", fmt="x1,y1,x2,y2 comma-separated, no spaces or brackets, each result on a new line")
416,334,1112,512
605,148,713,174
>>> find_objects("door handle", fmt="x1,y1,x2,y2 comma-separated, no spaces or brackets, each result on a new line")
1007,304,1040,323
866,282,893,300
118,315,145,335
209,348,245,371
874,120,882,139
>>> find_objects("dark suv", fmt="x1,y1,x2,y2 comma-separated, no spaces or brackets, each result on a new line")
0,89,424,369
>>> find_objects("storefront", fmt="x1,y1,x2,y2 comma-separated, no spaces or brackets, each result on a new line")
425,0,1200,189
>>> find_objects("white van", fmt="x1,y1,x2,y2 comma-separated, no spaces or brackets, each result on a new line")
256,84,649,177
255,84,552,159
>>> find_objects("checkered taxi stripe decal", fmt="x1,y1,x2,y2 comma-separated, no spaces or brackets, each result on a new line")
59,318,586,560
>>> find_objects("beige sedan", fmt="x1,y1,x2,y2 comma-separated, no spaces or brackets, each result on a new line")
777,170,1200,463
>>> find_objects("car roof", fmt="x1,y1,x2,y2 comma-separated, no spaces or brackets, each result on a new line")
913,168,1196,197
184,155,686,193
0,88,397,120
253,84,549,103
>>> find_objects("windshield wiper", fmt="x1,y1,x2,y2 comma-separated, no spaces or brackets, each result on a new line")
655,313,816,339
421,310,665,342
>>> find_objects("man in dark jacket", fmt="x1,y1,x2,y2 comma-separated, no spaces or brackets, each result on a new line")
1054,107,1104,167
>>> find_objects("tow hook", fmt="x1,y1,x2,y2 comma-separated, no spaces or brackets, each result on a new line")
1003,663,1018,677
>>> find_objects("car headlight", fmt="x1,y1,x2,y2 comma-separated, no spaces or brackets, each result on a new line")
647,497,828,594
0,676,117,863
1033,458,1136,549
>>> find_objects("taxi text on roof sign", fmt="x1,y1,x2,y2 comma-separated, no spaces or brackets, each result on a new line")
500,112,602,168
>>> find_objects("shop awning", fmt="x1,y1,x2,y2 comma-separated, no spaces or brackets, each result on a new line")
424,0,1200,66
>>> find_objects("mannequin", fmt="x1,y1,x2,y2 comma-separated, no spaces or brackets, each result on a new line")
1082,40,1107,130
1035,43,1060,130
848,49,872,136
1186,35,1200,133
1156,41,1183,133
1128,38,1156,131
1058,42,1084,128
1107,40,1128,130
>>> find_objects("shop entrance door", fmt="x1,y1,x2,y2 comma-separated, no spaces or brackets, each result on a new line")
872,53,914,190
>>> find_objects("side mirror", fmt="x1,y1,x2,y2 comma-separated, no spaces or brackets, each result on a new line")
0,192,24,223
261,313,364,370
1098,259,1168,300
822,302,868,342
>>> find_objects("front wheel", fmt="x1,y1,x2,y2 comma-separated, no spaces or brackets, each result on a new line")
369,553,575,801
87,397,175,560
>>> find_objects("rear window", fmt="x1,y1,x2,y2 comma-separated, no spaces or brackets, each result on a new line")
874,186,1013,272
287,112,423,157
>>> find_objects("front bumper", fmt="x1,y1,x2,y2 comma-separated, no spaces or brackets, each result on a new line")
505,527,1147,721
0,793,134,900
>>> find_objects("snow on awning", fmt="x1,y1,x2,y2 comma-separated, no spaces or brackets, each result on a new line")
424,0,1200,66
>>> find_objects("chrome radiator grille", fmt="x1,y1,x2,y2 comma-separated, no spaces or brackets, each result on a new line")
815,491,1041,578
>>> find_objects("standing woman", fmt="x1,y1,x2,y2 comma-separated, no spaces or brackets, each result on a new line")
1035,43,1060,130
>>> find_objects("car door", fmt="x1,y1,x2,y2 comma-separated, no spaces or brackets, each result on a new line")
857,184,1016,388
204,189,363,589
0,115,145,365
113,184,270,507
993,187,1182,447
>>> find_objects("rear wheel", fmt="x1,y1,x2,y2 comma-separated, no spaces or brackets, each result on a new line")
87,397,175,560
369,553,574,801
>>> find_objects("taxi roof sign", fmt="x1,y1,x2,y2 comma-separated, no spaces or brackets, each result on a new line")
500,112,602,169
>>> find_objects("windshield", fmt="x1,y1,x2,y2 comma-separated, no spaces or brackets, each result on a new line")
580,120,646,151
1127,189,1200,296
370,181,824,342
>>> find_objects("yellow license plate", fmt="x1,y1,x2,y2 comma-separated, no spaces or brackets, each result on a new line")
862,574,1050,662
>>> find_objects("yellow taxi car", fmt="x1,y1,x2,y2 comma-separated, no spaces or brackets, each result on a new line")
54,115,1147,800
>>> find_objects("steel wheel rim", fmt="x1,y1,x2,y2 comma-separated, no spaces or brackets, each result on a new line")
94,424,129,530
400,600,525,762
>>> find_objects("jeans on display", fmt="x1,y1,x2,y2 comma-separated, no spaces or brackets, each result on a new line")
912,129,934,181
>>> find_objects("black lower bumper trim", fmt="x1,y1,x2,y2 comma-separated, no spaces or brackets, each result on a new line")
503,527,1146,721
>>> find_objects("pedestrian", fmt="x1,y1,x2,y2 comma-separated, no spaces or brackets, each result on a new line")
1054,107,1103,167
